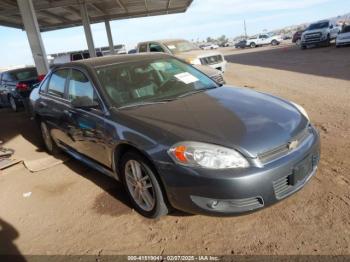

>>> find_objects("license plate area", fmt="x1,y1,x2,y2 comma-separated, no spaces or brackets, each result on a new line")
289,156,313,186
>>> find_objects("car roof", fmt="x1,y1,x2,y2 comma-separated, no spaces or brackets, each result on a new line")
60,53,172,68
0,66,36,73
138,39,188,45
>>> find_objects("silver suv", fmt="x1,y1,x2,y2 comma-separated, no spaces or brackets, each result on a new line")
301,19,340,49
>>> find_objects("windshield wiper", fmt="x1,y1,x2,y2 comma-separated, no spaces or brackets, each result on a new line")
177,86,217,99
118,99,175,110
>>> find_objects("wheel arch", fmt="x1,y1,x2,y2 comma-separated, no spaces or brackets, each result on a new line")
112,142,172,208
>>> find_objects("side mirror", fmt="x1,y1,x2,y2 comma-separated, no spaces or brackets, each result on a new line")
71,96,99,109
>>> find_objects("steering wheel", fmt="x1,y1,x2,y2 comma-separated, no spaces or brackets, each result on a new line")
158,78,182,94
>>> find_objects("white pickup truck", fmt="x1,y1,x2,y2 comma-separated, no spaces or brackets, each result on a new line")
246,34,283,48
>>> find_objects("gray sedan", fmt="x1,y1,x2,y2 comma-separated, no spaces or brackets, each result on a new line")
30,53,320,218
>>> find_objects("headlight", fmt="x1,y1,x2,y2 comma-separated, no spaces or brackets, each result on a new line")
168,142,249,169
185,57,201,65
290,102,310,121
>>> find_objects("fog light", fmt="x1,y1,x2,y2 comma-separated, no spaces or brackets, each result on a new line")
208,200,219,209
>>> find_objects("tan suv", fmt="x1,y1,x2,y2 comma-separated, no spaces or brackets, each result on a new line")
137,39,227,73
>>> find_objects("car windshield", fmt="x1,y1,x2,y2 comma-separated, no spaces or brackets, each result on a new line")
13,68,38,81
95,57,218,108
341,25,350,33
308,21,329,30
164,40,199,54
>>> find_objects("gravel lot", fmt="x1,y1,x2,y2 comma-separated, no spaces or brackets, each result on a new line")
0,43,349,257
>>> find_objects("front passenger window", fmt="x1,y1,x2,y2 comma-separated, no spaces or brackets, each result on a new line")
149,43,164,53
68,70,100,107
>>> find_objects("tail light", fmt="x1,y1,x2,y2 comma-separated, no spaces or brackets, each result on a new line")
37,74,46,82
16,82,29,91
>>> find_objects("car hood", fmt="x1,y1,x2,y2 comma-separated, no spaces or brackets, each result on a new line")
175,50,222,60
118,87,308,158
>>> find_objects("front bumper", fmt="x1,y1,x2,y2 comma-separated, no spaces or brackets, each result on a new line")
301,38,329,46
157,126,320,216
336,38,350,46
208,60,227,73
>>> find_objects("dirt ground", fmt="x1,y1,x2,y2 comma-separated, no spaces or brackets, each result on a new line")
0,43,350,257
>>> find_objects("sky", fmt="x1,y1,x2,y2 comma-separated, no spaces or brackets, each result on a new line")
0,0,349,67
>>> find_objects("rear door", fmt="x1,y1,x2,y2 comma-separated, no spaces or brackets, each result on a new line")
65,68,112,167
40,68,72,146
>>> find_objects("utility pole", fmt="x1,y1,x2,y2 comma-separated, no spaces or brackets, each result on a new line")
244,20,247,39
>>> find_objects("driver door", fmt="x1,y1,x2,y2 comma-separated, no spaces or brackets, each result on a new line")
65,69,112,167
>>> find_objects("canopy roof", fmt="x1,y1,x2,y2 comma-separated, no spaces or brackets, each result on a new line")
0,0,193,31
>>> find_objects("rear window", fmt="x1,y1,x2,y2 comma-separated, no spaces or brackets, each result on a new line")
47,69,69,98
13,68,38,81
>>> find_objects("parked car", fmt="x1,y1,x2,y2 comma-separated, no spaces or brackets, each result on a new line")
137,39,227,72
301,19,340,49
0,66,42,111
30,53,320,218
51,50,103,64
292,30,304,46
200,43,219,50
246,34,283,48
336,25,350,47
195,65,225,86
234,40,247,49
128,49,137,54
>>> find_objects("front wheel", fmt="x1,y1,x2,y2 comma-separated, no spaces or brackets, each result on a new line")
120,151,169,218
250,42,256,48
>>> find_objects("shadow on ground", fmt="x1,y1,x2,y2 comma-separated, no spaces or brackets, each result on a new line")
225,44,350,81
0,109,191,218
0,218,26,261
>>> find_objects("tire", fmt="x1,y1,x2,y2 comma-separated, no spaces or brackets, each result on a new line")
40,121,60,155
250,42,256,48
9,95,18,112
271,40,278,46
325,35,331,47
301,45,307,50
120,150,169,218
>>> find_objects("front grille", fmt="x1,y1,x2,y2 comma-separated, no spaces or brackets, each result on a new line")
200,55,223,65
304,32,322,43
227,197,264,209
210,73,225,85
258,127,311,164
273,175,292,199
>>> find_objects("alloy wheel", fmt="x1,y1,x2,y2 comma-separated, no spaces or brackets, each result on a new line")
125,160,156,212
40,122,53,152
9,96,17,111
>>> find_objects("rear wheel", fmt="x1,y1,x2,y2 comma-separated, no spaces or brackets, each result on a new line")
271,40,278,46
40,121,60,155
120,150,169,218
9,96,18,112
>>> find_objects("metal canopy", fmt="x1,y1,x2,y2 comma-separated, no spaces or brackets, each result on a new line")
0,0,193,31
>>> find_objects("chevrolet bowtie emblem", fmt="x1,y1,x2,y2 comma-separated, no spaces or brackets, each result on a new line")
288,140,299,150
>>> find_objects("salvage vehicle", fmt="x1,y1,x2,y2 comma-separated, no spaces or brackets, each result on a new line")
234,40,247,49
246,34,283,48
292,30,304,46
137,39,227,73
301,19,340,49
30,53,320,218
336,25,350,47
0,66,42,111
